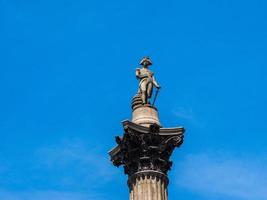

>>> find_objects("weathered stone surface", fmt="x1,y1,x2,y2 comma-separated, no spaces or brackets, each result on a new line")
109,120,184,200
132,105,161,127
129,172,168,200
109,120,184,176
135,57,161,105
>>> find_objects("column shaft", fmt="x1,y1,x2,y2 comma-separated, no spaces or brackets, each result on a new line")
129,175,168,200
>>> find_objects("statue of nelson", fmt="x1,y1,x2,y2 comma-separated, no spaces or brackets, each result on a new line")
136,57,161,105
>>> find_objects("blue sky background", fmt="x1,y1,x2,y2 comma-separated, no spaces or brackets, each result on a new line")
1,0,267,199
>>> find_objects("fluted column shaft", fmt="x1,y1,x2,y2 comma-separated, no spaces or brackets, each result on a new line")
128,171,168,200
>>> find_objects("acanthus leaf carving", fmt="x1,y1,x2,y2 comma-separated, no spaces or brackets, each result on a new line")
109,120,185,176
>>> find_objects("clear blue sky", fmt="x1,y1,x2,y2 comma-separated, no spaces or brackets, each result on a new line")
1,0,267,200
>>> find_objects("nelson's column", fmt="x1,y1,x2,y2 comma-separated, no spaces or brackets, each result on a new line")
109,57,185,200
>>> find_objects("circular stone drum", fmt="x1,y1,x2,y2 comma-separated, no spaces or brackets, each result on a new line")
132,105,161,127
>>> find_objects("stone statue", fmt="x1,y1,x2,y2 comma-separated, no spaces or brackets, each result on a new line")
136,57,161,105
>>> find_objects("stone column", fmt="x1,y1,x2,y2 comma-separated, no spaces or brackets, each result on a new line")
109,105,185,200
128,171,168,200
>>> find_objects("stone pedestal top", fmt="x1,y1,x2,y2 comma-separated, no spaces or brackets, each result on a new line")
132,105,161,127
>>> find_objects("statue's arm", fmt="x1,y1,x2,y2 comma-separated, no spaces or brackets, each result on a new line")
136,68,141,78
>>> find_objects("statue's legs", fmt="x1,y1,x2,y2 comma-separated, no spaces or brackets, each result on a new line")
138,85,147,105
137,89,146,105
138,79,154,105
147,83,153,98
139,79,149,105
146,82,153,104
141,92,146,104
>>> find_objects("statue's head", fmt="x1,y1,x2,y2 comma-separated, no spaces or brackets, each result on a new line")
140,56,152,67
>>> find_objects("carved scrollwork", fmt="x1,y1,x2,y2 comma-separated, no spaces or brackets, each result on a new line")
109,120,185,177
